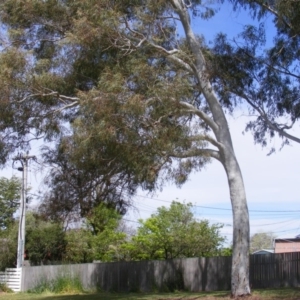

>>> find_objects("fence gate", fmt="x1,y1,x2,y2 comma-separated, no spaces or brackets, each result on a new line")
0,268,22,292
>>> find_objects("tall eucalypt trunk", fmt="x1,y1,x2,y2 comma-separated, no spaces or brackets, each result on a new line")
171,0,250,296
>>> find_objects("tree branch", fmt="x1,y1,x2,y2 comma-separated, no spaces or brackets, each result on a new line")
178,101,218,133
170,148,221,161
238,92,300,144
147,42,194,73
260,2,293,30
55,100,79,113
121,17,195,73
188,134,224,150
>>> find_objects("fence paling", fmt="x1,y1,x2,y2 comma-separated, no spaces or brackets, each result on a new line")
0,271,6,284
0,268,22,292
250,252,300,288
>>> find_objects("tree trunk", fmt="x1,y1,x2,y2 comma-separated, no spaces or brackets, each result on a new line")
221,148,250,296
171,0,251,296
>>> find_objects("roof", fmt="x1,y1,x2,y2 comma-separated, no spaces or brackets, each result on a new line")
275,238,300,243
252,249,274,255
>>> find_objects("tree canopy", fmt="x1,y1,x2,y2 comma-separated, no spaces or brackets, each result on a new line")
211,0,300,151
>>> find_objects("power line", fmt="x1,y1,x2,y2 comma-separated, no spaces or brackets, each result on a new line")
122,218,140,224
251,218,299,227
133,193,300,213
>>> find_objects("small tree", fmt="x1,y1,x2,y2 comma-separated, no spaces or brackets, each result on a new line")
126,201,225,260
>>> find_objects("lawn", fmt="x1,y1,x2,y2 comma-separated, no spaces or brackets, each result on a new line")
0,289,300,300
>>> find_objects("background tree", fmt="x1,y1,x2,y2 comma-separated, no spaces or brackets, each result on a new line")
63,228,94,264
85,203,128,262
250,231,276,253
125,201,225,261
0,222,18,271
37,135,136,223
25,212,67,265
0,176,21,270
63,203,128,263
0,176,21,229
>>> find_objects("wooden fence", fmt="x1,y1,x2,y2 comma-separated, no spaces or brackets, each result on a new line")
0,268,22,292
20,252,300,292
250,252,300,288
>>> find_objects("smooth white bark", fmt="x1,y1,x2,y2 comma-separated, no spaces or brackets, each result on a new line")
170,0,250,296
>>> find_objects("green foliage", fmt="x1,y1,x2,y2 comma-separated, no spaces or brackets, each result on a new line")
211,0,300,148
250,231,276,254
86,202,122,235
126,201,225,260
0,221,18,271
0,282,13,293
29,273,84,294
220,246,233,257
91,229,127,262
25,212,67,265
86,203,128,262
0,0,212,195
0,176,19,269
63,203,128,263
63,229,94,263
0,176,21,229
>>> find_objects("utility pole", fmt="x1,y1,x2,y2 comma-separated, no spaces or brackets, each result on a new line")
13,154,35,268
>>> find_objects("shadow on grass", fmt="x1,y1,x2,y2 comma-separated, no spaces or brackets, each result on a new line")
40,288,300,300
39,290,231,300
1,288,300,300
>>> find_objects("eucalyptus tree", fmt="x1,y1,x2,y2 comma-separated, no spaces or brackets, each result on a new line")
0,0,251,296
211,0,300,151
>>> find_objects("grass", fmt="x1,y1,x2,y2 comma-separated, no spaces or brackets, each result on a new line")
0,288,300,300
28,274,84,294
0,283,13,294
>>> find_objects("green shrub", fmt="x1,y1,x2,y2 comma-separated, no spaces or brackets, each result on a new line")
29,273,85,294
0,282,13,293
